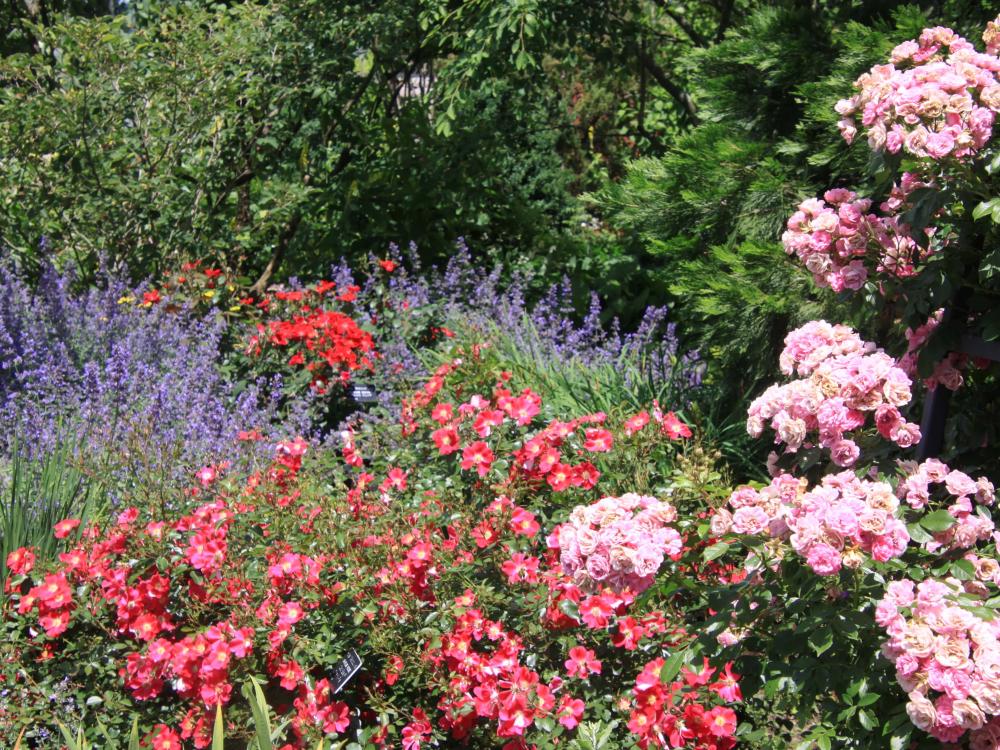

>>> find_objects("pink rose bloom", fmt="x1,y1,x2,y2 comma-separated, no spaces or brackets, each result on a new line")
946,471,979,498
825,505,860,537
891,422,921,448
885,579,916,607
728,486,760,508
925,130,957,158
977,478,995,506
917,578,952,609
710,509,733,536
895,651,921,677
875,598,902,627
871,533,907,562
875,403,902,437
585,551,611,582
661,528,683,559
941,668,973,701
830,438,861,467
732,506,771,536
805,543,842,576
840,260,868,290
923,459,950,482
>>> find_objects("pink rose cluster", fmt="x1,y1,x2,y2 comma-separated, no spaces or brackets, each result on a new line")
877,576,1000,744
899,309,970,392
712,470,909,576
987,16,1000,56
898,459,996,553
782,169,942,292
553,493,682,595
835,23,1000,160
748,321,920,467
781,188,925,292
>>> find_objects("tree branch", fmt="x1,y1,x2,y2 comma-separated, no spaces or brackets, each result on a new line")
636,48,699,125
714,0,735,42
249,212,301,296
651,0,706,47
209,169,254,214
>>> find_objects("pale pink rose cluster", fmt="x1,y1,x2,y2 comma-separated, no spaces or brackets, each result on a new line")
878,575,1000,744
835,24,1000,160
712,471,909,576
898,459,996,553
778,320,870,376
899,309,969,392
986,15,1000,56
781,186,928,292
748,322,920,467
554,493,682,594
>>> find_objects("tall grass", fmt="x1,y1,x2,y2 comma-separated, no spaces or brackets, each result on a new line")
0,433,104,586
25,678,309,750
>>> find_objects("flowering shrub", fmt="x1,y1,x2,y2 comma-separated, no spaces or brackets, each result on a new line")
1,439,365,748
701,297,1000,747
124,260,246,315
326,350,737,749
713,470,910,576
2,340,742,749
244,279,375,394
878,576,1000,745
782,14,1000,447
835,25,1000,160
0,260,294,488
780,182,928,292
329,241,704,413
746,321,920,466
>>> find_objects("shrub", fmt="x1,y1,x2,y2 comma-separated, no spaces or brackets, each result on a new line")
2,345,738,749
0,260,298,493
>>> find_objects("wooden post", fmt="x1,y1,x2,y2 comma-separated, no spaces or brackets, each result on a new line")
915,331,1000,459
916,385,951,460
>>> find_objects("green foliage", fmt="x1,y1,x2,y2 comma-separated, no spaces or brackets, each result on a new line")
0,433,102,587
47,679,295,750
592,2,1000,409
0,0,761,297
0,1,596,285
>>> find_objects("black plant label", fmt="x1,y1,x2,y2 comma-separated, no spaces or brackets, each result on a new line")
330,648,363,693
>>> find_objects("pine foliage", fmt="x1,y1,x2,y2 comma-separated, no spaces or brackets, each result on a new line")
594,2,999,406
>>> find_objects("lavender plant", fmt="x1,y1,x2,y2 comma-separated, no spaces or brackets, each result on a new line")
0,260,303,495
331,239,704,410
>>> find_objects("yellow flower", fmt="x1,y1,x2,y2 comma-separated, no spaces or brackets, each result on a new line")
117,295,135,304
203,290,216,299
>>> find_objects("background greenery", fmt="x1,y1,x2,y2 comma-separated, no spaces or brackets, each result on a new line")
1,0,998,445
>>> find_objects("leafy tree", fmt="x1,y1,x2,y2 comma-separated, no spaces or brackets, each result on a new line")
0,0,753,297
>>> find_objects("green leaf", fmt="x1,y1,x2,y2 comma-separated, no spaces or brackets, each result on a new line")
920,509,957,532
951,559,976,581
973,198,999,221
212,703,225,750
906,522,933,544
807,627,833,656
702,541,730,562
57,723,83,750
558,598,580,622
659,650,686,683
858,709,876,731
248,677,273,750
128,719,140,750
